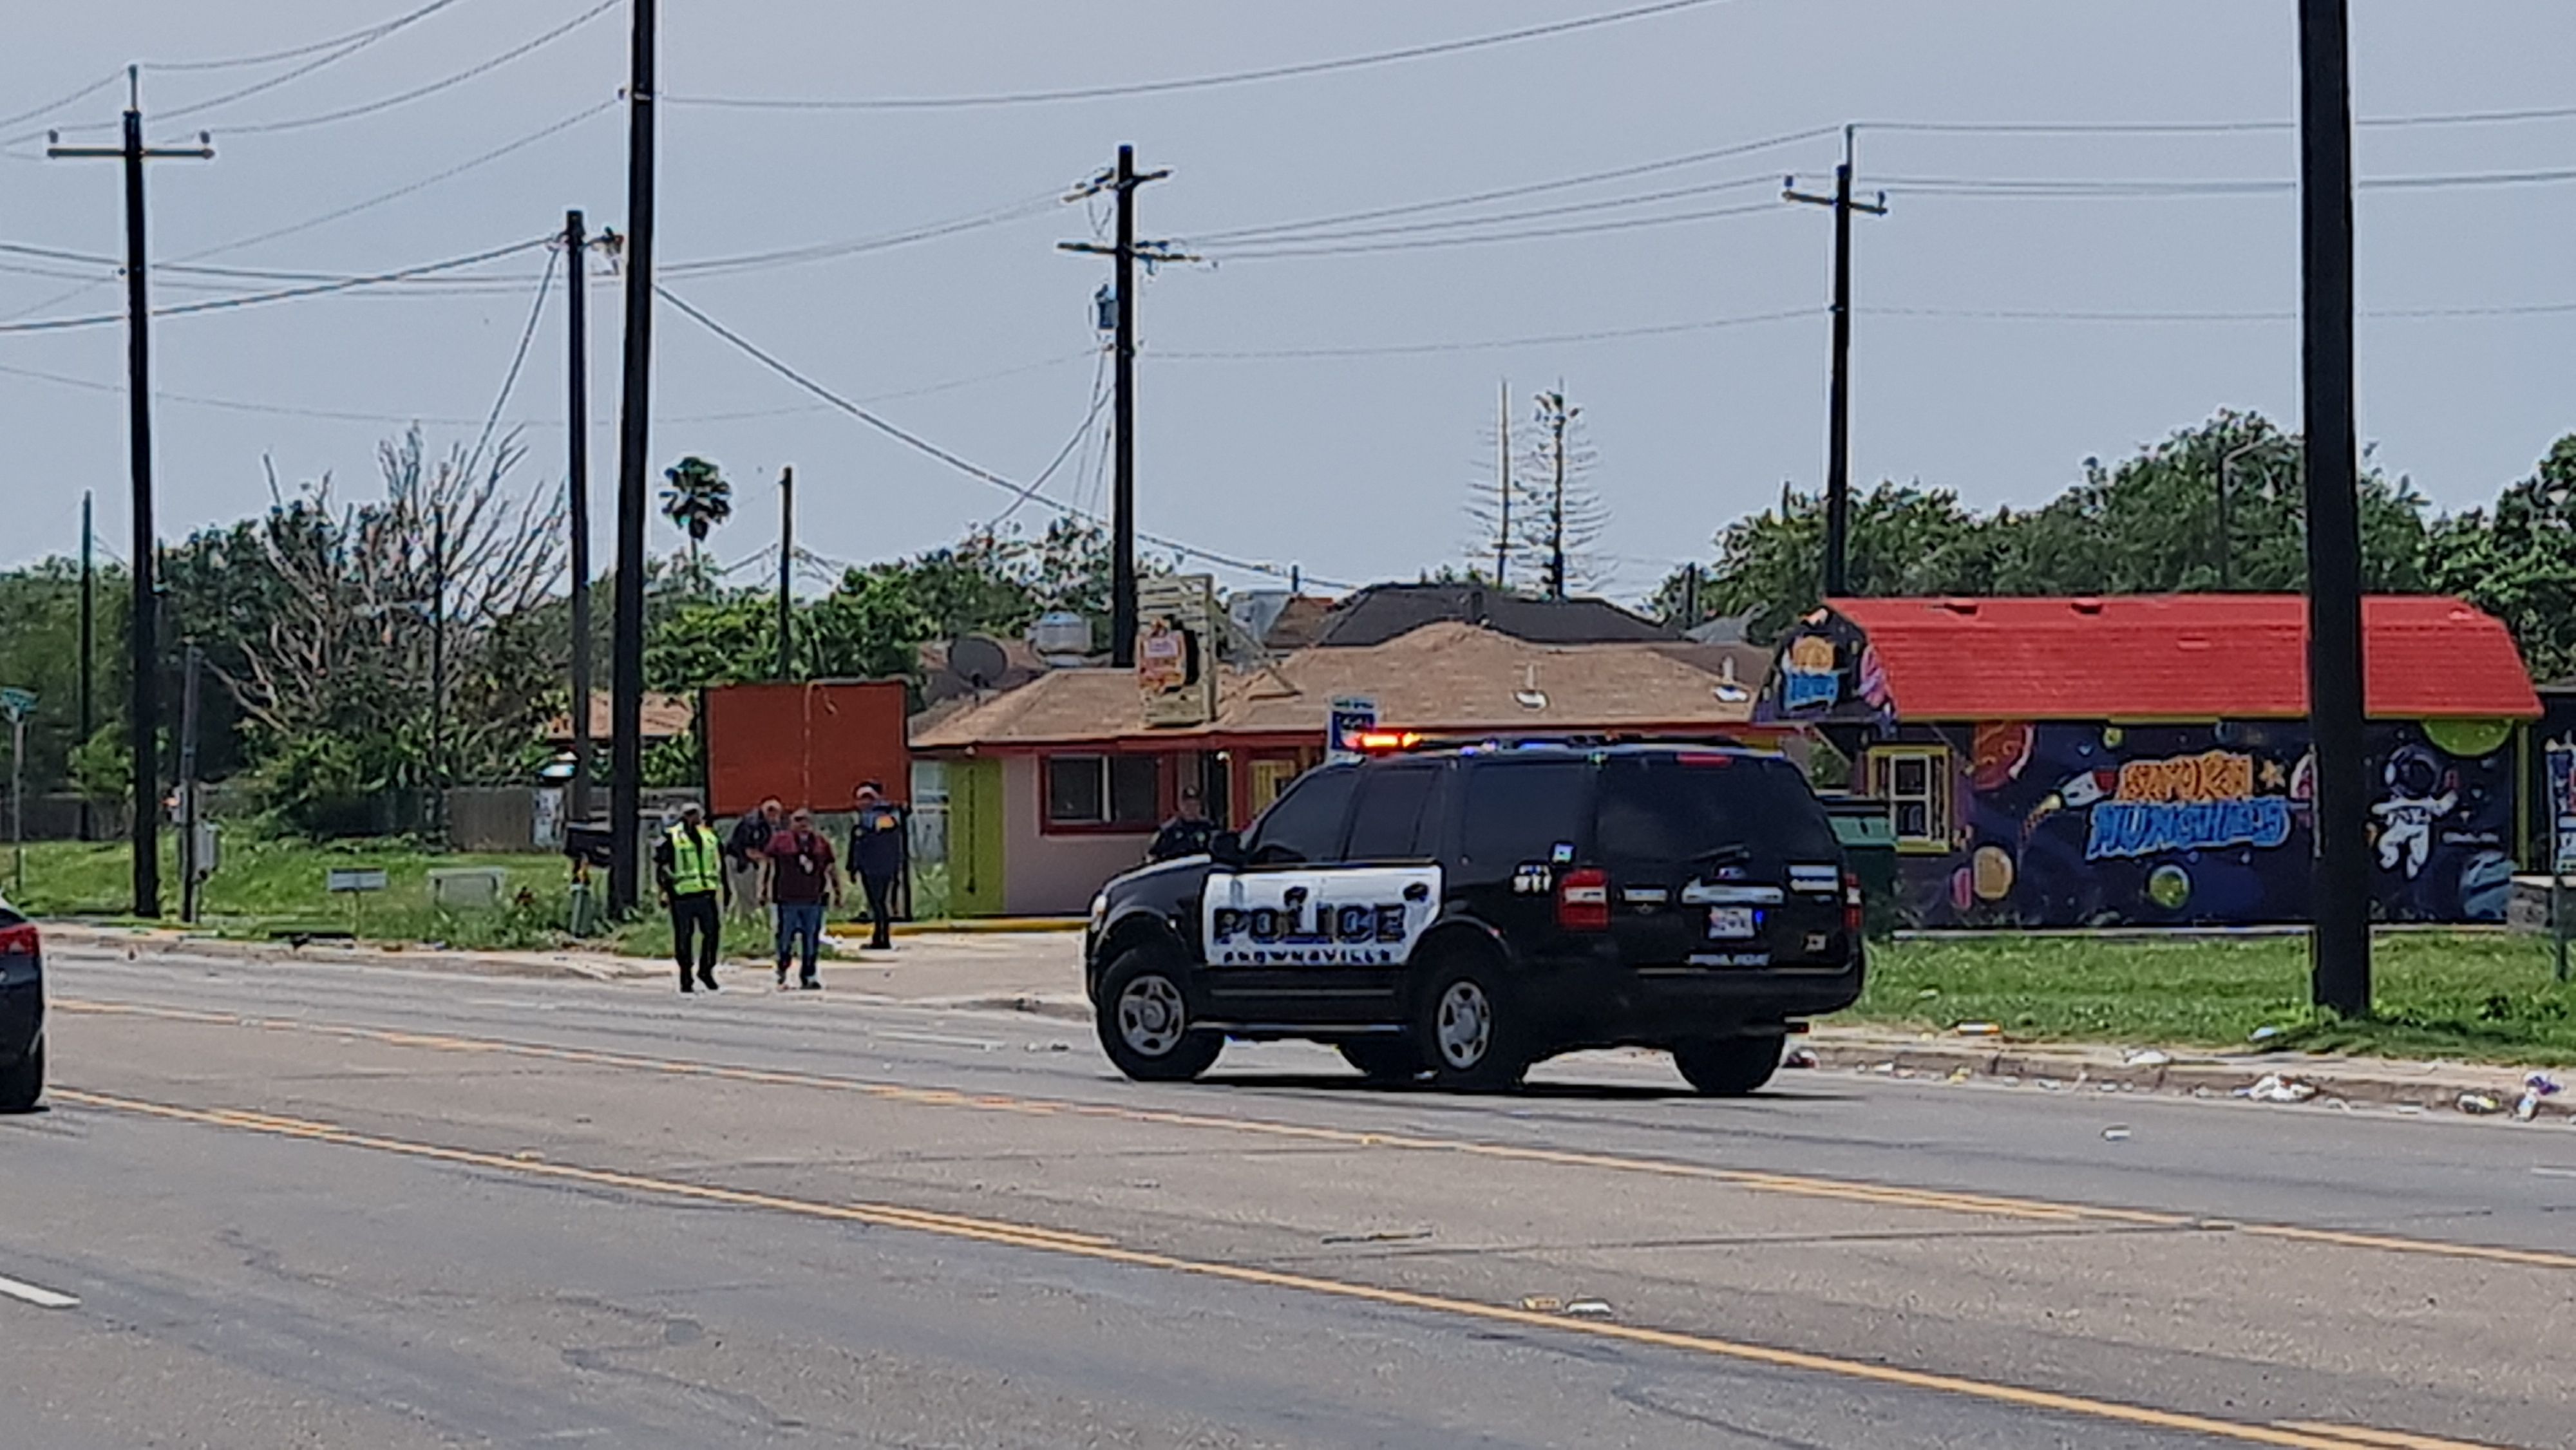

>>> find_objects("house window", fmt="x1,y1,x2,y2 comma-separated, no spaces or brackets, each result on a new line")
1045,753,1161,830
1870,747,1952,849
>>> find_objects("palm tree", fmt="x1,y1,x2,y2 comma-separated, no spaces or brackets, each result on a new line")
659,455,732,576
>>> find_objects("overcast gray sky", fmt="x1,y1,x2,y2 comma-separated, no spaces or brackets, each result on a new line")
5,1,2573,601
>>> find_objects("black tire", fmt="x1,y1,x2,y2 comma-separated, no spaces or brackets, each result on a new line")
1094,950,1222,1083
1414,954,1528,1092
1674,1035,1784,1097
1336,1037,1425,1083
0,1040,43,1113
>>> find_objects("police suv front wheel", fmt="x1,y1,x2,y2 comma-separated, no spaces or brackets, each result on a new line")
1416,956,1526,1092
1096,950,1222,1083
1673,1035,1785,1097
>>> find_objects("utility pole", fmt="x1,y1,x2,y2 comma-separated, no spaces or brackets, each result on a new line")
77,493,94,843
1059,147,1189,668
2219,438,2271,594
177,643,202,925
2300,0,2371,1017
1785,128,1887,599
776,466,795,680
609,0,659,916
428,505,448,843
564,208,595,824
49,69,213,918
1495,380,1513,588
1681,567,1701,631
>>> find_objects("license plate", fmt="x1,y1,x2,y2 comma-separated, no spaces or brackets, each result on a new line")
1707,907,1759,940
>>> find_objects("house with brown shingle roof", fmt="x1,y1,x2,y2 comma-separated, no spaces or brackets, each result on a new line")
911,621,1776,916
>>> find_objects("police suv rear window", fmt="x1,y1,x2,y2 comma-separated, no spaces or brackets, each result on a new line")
1595,754,1839,862
1344,765,1441,862
1459,759,1592,867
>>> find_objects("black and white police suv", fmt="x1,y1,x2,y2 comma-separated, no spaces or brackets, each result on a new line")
1083,739,1864,1093
0,897,44,1112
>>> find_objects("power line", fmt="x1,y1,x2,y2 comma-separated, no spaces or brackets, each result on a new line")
179,98,618,261
0,71,124,140
1878,164,2576,199
471,249,558,464
668,0,1735,112
148,0,470,73
216,0,618,137
151,0,473,126
1157,306,1817,359
1861,101,2576,138
986,346,1113,531
654,282,1350,588
661,191,1061,278
1188,171,1785,249
0,234,551,333
1183,124,1839,243
1871,298,2576,323
1200,198,1785,259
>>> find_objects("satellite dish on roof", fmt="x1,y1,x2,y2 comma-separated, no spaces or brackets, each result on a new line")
949,635,1009,690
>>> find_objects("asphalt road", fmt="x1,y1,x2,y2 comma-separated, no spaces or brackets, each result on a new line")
3,944,2570,1449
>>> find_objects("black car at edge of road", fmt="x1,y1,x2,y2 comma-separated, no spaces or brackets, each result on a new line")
0,896,44,1111
1083,740,1864,1093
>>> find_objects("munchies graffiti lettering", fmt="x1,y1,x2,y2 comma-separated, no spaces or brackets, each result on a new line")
2083,749,2293,861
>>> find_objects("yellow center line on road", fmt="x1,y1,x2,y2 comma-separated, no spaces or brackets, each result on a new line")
48,1084,2517,1450
54,997,2576,1270
2276,1424,2517,1450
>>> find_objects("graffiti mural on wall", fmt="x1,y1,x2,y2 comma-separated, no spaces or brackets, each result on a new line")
1894,719,2519,927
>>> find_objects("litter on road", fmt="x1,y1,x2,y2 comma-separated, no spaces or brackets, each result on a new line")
2237,1073,2319,1104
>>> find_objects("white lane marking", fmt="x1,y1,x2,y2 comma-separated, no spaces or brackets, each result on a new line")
0,1272,79,1309
2534,1166,2576,1180
871,1030,1004,1051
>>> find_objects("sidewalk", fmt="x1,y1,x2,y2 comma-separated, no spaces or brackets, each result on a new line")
44,921,2570,1122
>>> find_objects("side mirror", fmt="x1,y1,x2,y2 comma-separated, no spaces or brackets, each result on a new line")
1209,830,1245,867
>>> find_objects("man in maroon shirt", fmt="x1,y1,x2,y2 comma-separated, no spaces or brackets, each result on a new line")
761,807,842,990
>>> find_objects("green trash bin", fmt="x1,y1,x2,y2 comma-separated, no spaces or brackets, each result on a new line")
1819,795,1899,939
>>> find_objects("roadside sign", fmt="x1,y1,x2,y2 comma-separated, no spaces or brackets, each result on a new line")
1327,696,1378,764
0,688,35,722
327,869,389,894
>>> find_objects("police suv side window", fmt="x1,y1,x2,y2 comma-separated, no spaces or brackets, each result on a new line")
1244,766,1359,865
1343,764,1441,863
1458,759,1593,871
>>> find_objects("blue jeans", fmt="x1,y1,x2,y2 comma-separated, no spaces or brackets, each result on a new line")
774,902,825,982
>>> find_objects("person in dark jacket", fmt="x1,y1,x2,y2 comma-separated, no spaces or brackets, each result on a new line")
848,782,907,951
1147,787,1217,863
724,798,782,921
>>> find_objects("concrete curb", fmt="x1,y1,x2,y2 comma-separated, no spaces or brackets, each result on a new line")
40,923,659,984
1799,1029,2571,1120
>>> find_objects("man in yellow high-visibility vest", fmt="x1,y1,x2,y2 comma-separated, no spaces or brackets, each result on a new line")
654,802,725,993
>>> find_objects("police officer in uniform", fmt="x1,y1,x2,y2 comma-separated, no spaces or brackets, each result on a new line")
656,802,724,993
848,782,907,952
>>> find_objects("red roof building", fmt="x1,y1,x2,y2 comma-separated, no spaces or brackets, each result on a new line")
1826,595,2539,722
1756,595,2539,930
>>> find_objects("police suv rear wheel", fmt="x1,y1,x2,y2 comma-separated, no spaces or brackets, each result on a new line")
0,1040,43,1113
1096,950,1222,1082
1416,956,1526,1092
1674,1035,1783,1097
1336,1037,1425,1083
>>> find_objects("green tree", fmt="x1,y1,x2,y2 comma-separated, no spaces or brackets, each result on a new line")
1654,482,2002,643
0,558,119,797
2423,435,2576,683
1993,411,2426,595
658,455,732,575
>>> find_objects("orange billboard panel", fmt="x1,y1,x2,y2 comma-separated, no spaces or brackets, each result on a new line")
703,680,910,817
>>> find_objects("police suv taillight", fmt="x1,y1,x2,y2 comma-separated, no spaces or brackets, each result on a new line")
1557,867,1611,932
1843,871,1864,938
